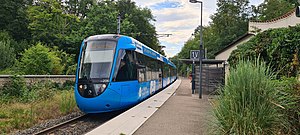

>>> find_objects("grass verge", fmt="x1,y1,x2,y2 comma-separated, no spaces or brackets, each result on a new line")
0,90,78,134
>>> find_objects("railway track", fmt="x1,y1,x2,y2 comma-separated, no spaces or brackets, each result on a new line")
33,110,125,135
34,114,88,135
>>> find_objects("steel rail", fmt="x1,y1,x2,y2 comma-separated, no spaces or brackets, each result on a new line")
34,114,87,135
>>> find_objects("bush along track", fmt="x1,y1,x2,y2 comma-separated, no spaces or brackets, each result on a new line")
0,75,78,134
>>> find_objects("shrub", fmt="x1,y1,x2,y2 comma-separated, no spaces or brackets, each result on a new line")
229,25,300,77
213,60,283,134
0,75,27,98
18,43,63,75
30,81,55,101
0,76,56,103
274,77,300,134
0,41,16,70
63,80,75,90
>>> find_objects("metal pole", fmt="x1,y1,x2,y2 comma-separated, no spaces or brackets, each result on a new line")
117,14,121,35
199,2,203,99
192,60,195,94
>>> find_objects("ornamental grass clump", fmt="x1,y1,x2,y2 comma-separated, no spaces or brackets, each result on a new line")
213,60,284,134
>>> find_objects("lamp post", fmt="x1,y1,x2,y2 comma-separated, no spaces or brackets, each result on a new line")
189,0,203,99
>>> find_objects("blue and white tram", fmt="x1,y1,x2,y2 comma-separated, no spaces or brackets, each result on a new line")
75,34,177,113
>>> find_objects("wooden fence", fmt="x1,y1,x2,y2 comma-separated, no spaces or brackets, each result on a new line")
194,66,225,94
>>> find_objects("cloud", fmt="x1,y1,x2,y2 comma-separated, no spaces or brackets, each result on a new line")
151,1,183,10
133,0,263,57
132,0,215,57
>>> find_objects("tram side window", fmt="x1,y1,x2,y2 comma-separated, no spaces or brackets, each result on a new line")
168,66,171,77
152,61,159,80
115,50,137,82
136,52,162,82
163,63,169,78
136,53,146,82
171,68,176,76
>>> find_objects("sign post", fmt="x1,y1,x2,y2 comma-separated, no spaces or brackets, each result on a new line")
190,50,200,60
190,50,200,94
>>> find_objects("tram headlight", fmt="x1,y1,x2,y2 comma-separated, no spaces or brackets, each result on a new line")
101,84,107,89
94,83,107,95
78,84,85,95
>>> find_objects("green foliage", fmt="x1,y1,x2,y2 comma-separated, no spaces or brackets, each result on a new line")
209,0,249,49
0,0,161,75
229,25,300,77
273,77,300,134
0,41,16,70
0,87,78,134
27,0,81,54
213,60,283,134
0,0,31,41
1,75,27,98
177,0,251,75
79,0,159,51
0,75,56,103
116,0,159,50
65,0,95,20
52,46,77,75
252,0,295,21
18,43,63,75
0,31,32,58
30,81,55,101
80,1,118,38
59,90,76,114
178,0,251,57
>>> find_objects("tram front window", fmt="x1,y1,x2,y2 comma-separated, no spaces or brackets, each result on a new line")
79,40,116,82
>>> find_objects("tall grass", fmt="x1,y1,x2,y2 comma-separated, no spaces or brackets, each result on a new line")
212,60,284,134
274,77,300,134
0,90,78,134
59,90,77,114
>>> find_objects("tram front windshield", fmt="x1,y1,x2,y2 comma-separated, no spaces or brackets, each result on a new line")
79,40,116,81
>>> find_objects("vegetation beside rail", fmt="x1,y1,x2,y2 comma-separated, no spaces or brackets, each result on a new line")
212,60,300,135
229,25,300,78
0,76,78,134
0,0,161,75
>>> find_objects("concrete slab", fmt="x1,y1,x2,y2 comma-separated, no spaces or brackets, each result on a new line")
86,79,182,135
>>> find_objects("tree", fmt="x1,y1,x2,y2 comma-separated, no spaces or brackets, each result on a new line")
255,0,294,21
18,43,63,75
116,0,159,50
179,0,251,59
209,0,250,50
27,0,80,53
80,1,118,37
0,41,16,70
80,0,160,51
64,0,95,20
176,0,252,75
0,0,31,41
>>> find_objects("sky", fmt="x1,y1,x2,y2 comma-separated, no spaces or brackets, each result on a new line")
133,0,264,58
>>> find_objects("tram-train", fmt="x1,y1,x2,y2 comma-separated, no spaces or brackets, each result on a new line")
75,34,177,113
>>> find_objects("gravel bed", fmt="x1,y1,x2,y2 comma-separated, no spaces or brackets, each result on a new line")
52,116,105,135
12,110,124,135
12,111,85,135
51,111,123,135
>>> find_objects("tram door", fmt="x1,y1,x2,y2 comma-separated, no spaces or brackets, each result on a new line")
158,62,163,89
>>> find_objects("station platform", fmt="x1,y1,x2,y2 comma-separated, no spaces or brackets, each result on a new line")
87,78,213,135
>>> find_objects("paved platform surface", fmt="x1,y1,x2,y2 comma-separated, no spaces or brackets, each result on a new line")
133,78,213,135
87,79,181,135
